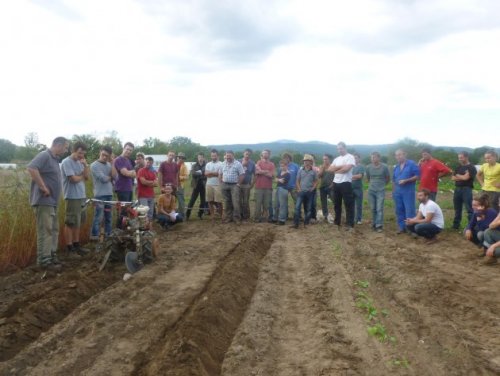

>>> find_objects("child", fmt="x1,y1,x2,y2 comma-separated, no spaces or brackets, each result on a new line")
157,184,183,229
272,159,291,225
464,194,497,248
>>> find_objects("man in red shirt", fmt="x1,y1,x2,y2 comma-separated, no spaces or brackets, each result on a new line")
137,156,159,222
158,150,179,189
418,148,452,201
253,149,275,222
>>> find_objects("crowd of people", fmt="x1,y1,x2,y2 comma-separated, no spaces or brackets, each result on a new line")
27,137,500,271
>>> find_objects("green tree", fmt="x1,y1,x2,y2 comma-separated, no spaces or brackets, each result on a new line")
166,136,209,160
71,134,101,162
138,137,168,155
0,139,16,162
101,131,122,156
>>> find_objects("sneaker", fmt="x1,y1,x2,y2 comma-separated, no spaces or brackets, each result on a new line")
483,256,497,265
345,227,354,232
424,237,438,245
396,229,407,235
356,221,363,225
52,255,64,266
40,262,62,272
290,224,299,229
410,232,419,239
76,247,90,256
375,227,383,233
89,235,99,242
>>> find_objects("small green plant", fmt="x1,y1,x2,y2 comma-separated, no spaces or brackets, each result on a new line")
354,280,370,288
389,358,410,368
367,323,396,343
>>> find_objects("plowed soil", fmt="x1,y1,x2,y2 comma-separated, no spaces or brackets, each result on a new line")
1,213,499,375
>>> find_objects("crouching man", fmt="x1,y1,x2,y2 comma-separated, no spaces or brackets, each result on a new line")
405,189,444,244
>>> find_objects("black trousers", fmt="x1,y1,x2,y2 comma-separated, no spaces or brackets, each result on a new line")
187,182,207,217
333,182,355,227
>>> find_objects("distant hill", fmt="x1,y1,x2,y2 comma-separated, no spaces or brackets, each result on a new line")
208,140,487,157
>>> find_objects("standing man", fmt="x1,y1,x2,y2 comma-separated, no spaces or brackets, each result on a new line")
61,141,90,257
205,149,223,218
365,152,390,232
451,151,477,230
90,145,117,240
186,152,208,220
137,156,158,222
134,152,145,172
219,150,245,223
254,149,275,223
352,153,366,224
283,153,299,205
418,148,452,201
292,154,318,228
328,142,356,230
158,150,179,189
317,154,335,221
27,137,69,270
177,152,188,215
114,142,136,228
477,150,500,210
405,189,445,243
393,149,420,234
239,149,255,221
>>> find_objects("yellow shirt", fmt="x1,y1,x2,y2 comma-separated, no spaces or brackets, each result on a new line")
178,163,188,189
480,162,500,192
158,194,177,213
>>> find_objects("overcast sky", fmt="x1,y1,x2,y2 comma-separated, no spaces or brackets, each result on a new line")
1,0,499,148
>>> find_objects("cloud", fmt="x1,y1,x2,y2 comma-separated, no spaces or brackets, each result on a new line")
140,0,297,69
29,0,82,21
296,0,500,53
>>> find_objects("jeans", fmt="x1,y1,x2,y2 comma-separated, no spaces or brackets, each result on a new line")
254,188,272,221
319,185,333,218
311,189,317,220
138,197,155,220
239,184,252,220
483,228,500,257
91,195,113,237
187,182,207,219
393,188,416,231
294,190,314,226
407,223,442,239
221,183,241,221
273,186,289,223
333,182,355,227
157,213,183,227
353,186,363,222
35,205,59,266
453,186,473,229
115,191,133,229
368,189,385,229
176,187,185,215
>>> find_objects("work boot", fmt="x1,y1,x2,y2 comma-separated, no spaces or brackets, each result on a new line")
73,242,90,256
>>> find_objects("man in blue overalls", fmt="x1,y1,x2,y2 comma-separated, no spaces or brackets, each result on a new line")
392,149,420,234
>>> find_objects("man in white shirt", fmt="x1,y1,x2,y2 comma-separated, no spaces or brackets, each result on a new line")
328,142,356,229
405,189,445,243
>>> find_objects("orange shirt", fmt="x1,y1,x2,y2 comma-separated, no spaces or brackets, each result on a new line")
158,193,177,213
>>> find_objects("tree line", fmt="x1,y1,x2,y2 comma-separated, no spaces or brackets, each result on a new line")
0,133,495,169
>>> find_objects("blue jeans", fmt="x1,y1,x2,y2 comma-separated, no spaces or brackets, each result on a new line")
407,223,442,239
273,186,289,222
393,188,416,231
91,195,113,237
294,190,314,226
176,187,185,215
368,190,385,229
139,197,155,220
157,213,184,228
453,186,473,229
353,186,363,222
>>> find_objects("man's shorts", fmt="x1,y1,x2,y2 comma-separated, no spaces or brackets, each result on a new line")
206,184,222,203
65,199,86,227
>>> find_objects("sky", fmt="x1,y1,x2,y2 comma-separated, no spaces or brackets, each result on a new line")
0,0,499,149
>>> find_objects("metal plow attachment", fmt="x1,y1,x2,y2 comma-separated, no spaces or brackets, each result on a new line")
125,251,144,274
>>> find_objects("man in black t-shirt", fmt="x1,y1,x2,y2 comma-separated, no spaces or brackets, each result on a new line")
451,151,477,229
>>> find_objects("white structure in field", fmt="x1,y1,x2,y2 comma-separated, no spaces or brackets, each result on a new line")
146,155,193,173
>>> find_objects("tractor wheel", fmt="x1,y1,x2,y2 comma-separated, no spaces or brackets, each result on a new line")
103,228,126,262
140,231,156,264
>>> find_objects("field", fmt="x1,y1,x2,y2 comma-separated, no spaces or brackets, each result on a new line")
0,187,499,375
